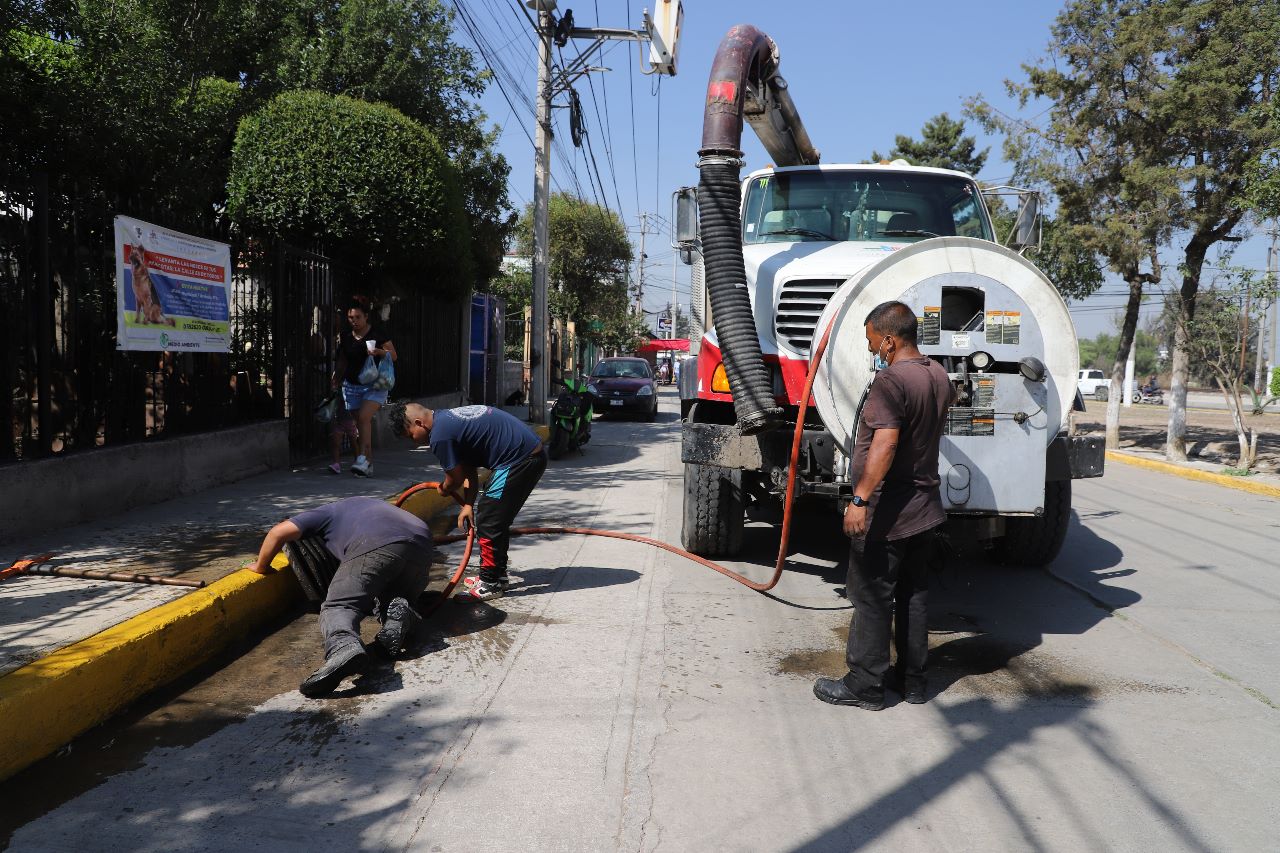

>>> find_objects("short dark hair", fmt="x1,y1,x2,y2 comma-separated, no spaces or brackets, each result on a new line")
865,301,918,344
385,400,410,438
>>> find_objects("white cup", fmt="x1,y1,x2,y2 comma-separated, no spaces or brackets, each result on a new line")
366,340,376,354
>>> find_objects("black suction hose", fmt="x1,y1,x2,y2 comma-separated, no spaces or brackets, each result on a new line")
698,159,783,435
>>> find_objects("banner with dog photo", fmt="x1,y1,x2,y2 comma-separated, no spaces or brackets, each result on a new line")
114,215,232,352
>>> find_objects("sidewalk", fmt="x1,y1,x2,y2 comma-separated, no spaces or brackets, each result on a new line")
0,441,465,780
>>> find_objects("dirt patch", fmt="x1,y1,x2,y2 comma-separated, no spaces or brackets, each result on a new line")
775,621,1188,703
1074,399,1280,475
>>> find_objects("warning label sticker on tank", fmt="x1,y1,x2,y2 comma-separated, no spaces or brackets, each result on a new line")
946,407,995,436
1002,311,1021,345
986,310,1021,345
921,306,941,345
973,377,995,408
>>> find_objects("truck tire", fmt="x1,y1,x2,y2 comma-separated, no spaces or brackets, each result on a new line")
681,462,744,557
995,480,1071,567
1093,387,1108,402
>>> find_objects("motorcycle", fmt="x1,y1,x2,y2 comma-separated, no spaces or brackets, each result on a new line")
548,375,594,459
1133,385,1164,405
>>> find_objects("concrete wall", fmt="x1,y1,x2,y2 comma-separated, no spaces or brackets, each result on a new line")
0,422,288,543
0,391,466,543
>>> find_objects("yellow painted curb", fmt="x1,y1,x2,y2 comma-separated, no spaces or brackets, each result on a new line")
0,424,551,781
1105,451,1280,499
0,568,300,781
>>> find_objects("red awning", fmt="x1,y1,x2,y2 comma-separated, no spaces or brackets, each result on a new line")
636,338,690,353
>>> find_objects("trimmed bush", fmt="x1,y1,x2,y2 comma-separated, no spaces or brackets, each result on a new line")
228,90,472,292
1271,366,1280,399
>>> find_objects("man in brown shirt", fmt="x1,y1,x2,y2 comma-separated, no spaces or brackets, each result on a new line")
814,301,953,710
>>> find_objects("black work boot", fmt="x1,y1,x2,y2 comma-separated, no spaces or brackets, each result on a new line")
373,597,423,657
812,677,885,710
300,642,368,698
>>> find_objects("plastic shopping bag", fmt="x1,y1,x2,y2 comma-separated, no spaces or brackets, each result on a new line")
357,354,379,385
373,354,396,391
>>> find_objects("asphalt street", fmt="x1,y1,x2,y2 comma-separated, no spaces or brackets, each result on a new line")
4,390,1278,852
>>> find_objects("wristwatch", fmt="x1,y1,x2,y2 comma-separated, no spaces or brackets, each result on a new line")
850,495,869,508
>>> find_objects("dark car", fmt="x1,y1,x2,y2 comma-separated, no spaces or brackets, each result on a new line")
588,357,658,421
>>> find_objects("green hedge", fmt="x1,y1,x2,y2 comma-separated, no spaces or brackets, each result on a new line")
1271,366,1280,398
228,90,472,293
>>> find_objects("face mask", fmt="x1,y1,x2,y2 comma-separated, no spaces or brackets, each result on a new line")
873,337,890,371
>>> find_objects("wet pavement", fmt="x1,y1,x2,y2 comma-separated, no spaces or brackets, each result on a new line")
3,390,1279,851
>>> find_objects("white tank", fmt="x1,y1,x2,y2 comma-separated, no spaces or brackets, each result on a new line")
811,237,1079,513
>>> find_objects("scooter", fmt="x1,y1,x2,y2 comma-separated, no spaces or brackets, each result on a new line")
1133,385,1164,405
548,375,594,459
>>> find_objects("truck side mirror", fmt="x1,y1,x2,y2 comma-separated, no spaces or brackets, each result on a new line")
672,187,698,250
1012,193,1040,251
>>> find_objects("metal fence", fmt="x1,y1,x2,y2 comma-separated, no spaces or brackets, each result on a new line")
1,171,462,465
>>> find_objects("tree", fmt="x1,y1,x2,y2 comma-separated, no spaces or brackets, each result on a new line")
258,0,515,285
1173,269,1277,469
871,113,989,174
515,193,634,333
970,0,1280,457
228,91,472,292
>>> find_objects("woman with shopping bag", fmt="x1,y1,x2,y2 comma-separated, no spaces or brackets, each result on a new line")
330,295,397,476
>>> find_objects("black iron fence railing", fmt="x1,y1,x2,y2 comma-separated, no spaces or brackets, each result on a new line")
1,171,462,465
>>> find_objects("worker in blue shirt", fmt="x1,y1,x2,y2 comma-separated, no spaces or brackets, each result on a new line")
388,402,546,601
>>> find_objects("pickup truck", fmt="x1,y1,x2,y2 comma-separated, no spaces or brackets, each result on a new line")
1078,369,1108,401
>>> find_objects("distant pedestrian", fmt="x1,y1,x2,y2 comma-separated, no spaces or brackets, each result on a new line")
388,402,546,601
249,496,435,697
331,295,396,477
814,301,953,710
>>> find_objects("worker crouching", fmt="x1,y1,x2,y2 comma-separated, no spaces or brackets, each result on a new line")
249,496,436,697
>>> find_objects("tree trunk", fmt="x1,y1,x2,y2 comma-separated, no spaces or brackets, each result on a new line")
1214,374,1254,470
1167,237,1211,461
1105,277,1145,450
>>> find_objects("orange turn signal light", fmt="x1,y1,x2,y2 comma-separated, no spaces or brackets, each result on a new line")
711,363,731,393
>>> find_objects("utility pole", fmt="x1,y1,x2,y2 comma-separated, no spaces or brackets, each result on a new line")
528,1,553,425
636,212,651,315
1260,225,1278,393
669,258,678,339
521,1,680,420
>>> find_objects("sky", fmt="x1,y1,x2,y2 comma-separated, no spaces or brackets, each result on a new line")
453,0,1277,352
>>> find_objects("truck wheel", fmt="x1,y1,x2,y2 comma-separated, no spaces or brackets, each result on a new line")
1093,387,1108,402
995,480,1071,567
681,463,744,557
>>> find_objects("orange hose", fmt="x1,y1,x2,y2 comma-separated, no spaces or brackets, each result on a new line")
391,319,835,597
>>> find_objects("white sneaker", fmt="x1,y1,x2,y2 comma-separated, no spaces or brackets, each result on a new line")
352,455,371,477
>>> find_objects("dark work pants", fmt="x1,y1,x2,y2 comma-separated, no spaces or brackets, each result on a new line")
319,542,433,658
843,529,936,695
475,450,547,581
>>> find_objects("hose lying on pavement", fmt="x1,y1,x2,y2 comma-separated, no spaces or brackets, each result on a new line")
392,319,836,598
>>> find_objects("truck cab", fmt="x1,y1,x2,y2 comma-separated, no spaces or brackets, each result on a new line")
677,160,1104,563
691,163,996,416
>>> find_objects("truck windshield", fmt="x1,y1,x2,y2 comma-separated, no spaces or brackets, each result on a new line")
741,170,993,244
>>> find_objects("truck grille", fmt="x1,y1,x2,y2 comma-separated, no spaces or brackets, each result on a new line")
775,278,843,354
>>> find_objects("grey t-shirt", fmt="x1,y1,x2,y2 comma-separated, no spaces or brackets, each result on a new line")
850,356,953,541
290,497,433,562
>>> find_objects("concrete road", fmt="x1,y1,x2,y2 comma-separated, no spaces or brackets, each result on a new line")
5,391,1278,852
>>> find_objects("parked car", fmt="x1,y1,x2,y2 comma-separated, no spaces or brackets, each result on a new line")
588,357,658,420
1078,369,1109,401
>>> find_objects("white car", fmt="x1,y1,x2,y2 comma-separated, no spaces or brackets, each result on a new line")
1078,369,1109,401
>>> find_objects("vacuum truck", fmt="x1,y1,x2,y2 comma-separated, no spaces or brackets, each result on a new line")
673,24,1104,564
